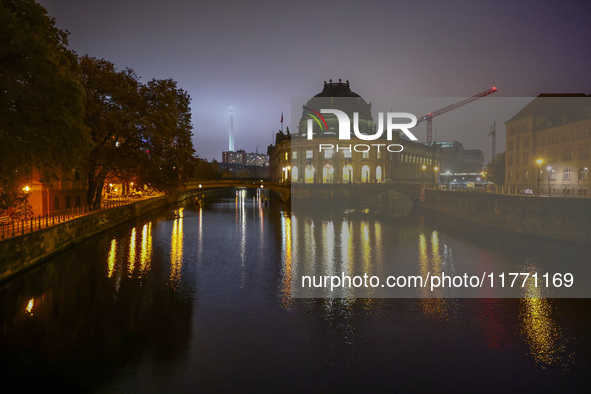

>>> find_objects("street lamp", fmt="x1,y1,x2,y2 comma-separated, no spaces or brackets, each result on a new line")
22,185,30,219
433,166,439,188
546,166,552,197
421,165,427,188
536,159,543,197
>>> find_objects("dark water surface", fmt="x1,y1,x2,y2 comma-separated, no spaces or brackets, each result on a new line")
1,189,590,392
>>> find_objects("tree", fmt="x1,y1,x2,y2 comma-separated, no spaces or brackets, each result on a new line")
80,57,195,205
194,158,222,180
138,78,195,191
79,56,141,206
484,152,505,185
0,0,90,212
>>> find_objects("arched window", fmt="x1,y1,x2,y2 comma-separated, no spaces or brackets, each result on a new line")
305,165,315,183
291,166,299,183
342,164,353,183
563,168,572,180
323,164,334,184
376,166,382,183
361,165,370,183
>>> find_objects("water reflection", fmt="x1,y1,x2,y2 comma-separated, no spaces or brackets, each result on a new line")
107,238,117,278
4,190,587,390
140,222,152,278
520,264,573,368
280,213,293,310
25,298,34,315
418,231,451,320
128,227,136,277
169,208,184,290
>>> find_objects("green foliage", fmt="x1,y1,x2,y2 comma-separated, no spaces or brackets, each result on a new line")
484,152,505,185
0,0,90,211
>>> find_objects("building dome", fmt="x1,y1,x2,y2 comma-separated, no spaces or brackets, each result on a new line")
313,79,361,98
298,79,374,138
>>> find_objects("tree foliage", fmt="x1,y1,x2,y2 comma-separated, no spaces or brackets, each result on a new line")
79,56,141,206
0,2,195,212
0,0,89,211
80,56,195,206
484,152,505,185
194,159,222,180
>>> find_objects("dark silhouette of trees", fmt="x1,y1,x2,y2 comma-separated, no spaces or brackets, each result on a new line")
0,0,89,212
80,57,194,206
484,152,505,186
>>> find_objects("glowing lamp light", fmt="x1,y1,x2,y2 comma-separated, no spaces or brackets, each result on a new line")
434,166,439,171
536,159,543,165
22,186,30,193
422,165,427,170
546,166,552,171
198,184,202,188
260,185,264,189
26,298,34,314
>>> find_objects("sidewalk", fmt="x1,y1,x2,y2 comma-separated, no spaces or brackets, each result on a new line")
0,196,156,241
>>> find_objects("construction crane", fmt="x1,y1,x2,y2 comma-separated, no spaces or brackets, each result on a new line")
487,121,496,159
418,86,497,142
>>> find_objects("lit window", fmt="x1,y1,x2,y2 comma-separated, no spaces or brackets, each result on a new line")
563,168,572,180
285,152,288,160
344,150,352,159
363,151,369,159
292,151,297,160
579,167,589,180
324,149,333,159
306,150,313,159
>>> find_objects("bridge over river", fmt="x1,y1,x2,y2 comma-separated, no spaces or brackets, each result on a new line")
185,180,422,206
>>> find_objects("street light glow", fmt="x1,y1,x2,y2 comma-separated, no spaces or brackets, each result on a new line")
536,158,543,165
422,165,426,170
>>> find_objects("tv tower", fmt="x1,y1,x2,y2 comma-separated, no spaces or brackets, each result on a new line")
228,107,234,152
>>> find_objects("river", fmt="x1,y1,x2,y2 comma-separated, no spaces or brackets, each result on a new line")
1,188,590,392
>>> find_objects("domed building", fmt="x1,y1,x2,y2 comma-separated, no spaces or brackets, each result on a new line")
268,80,440,185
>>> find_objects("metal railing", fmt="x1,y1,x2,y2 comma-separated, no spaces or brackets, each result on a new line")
0,196,151,241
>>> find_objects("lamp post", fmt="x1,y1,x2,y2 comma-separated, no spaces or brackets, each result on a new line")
421,165,427,188
433,166,439,188
536,159,543,197
546,166,552,197
22,185,30,219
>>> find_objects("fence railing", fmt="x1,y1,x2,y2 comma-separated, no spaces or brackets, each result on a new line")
1,196,147,241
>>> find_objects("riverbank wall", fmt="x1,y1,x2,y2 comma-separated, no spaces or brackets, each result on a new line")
0,188,207,282
419,190,591,245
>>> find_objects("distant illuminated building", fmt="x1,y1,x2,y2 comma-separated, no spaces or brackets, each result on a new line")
267,79,439,184
505,94,591,196
221,148,270,178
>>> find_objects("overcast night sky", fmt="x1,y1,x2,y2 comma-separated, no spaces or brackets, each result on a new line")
38,0,591,163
